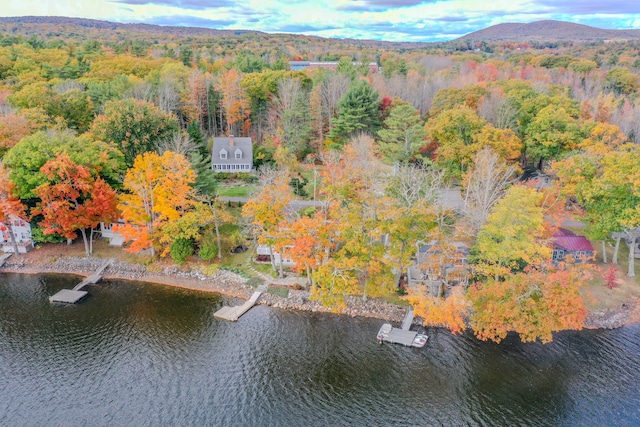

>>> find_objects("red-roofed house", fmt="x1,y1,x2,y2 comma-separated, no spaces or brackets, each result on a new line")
552,229,594,262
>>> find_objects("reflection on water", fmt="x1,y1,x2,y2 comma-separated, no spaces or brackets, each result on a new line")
0,273,639,426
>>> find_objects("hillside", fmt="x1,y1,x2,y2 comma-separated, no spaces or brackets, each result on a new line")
0,16,431,51
458,20,640,42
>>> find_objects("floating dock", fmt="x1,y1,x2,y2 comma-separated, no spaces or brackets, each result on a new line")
377,309,428,348
0,253,12,268
214,291,262,321
50,258,113,304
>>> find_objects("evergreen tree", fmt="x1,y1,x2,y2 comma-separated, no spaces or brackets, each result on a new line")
328,80,381,146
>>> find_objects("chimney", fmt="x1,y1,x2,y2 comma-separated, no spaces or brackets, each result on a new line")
229,135,234,147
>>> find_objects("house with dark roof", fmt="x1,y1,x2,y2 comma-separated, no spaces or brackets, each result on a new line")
552,228,594,262
211,136,253,172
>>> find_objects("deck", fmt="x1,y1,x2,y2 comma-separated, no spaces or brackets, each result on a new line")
214,291,262,321
0,253,11,268
50,258,113,304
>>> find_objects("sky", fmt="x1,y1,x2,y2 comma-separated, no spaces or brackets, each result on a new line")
4,0,640,42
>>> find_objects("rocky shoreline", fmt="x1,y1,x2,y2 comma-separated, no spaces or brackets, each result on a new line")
0,255,413,324
1,254,637,330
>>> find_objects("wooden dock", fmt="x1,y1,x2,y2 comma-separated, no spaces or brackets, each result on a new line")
0,253,12,268
214,291,262,321
50,258,113,304
401,309,414,331
377,309,426,348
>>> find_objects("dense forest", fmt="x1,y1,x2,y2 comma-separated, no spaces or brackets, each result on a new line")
0,18,639,344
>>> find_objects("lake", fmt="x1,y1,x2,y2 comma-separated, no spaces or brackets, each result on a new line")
1,273,639,426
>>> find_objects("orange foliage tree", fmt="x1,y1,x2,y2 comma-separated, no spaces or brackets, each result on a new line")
116,151,196,256
216,68,251,135
468,264,590,343
33,154,118,256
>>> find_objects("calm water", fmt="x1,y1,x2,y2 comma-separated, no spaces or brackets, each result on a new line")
1,273,640,427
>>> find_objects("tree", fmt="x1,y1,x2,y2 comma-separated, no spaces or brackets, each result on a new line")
3,129,125,199
462,147,516,235
0,162,27,255
603,263,620,289
328,79,381,145
116,151,196,256
33,154,118,256
472,185,551,280
468,264,589,343
216,68,251,135
0,113,34,157
405,286,470,334
272,77,312,159
425,106,486,179
524,105,583,168
91,98,179,167
377,104,426,165
242,171,293,276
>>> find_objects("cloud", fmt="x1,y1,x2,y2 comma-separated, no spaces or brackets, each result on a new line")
336,0,442,12
143,15,236,27
273,23,340,33
533,0,640,15
109,0,234,11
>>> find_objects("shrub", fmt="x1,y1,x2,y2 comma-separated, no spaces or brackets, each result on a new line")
170,238,194,265
202,263,220,276
199,235,218,262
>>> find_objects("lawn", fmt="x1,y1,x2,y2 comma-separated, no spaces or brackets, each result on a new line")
217,185,256,198
582,242,640,311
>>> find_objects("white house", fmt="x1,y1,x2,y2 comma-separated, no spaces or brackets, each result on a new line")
211,135,253,172
0,215,34,253
256,244,295,267
99,221,125,246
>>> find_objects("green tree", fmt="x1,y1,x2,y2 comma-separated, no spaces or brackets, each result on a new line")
3,129,125,199
328,80,381,145
425,106,486,179
91,98,179,166
377,104,426,165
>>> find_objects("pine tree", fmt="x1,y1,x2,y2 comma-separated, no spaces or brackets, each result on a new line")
328,80,381,146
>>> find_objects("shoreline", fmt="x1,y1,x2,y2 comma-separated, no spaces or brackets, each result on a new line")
1,253,638,331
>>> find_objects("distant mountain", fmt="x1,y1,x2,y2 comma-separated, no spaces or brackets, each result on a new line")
458,20,640,42
0,16,431,50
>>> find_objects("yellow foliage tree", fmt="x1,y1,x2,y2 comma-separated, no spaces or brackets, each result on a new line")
116,151,196,256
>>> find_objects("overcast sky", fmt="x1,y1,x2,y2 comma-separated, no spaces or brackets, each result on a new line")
4,0,640,42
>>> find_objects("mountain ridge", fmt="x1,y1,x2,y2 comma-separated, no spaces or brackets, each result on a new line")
458,20,640,42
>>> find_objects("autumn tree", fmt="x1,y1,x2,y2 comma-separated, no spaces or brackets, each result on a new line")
471,185,551,280
91,98,179,167
242,171,293,276
33,154,118,255
468,264,590,343
116,151,197,256
462,147,516,235
3,129,125,199
271,77,312,159
425,106,486,179
216,68,251,135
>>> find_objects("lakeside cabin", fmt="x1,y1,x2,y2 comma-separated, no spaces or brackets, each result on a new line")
0,214,33,254
552,228,595,263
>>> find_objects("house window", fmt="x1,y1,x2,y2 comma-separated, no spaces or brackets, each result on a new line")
220,149,227,160
553,249,565,261
235,149,242,159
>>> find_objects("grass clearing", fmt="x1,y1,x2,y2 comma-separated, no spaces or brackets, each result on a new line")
582,242,640,311
217,185,256,198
